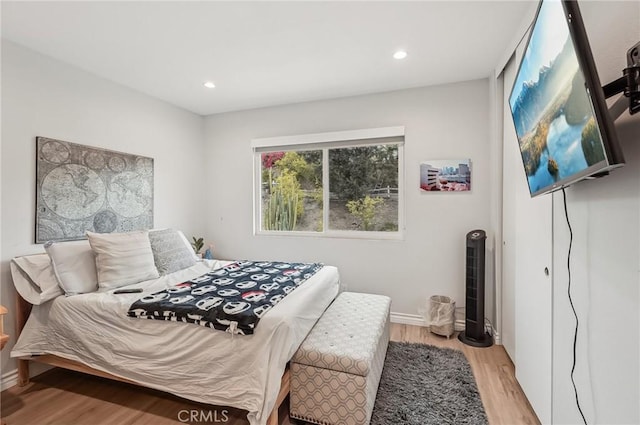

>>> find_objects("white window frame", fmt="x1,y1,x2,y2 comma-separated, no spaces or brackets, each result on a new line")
252,126,405,240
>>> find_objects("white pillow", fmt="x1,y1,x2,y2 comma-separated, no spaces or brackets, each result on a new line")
87,230,159,290
10,253,64,305
45,240,98,295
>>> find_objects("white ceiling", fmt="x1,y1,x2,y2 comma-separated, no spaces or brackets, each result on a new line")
1,1,535,116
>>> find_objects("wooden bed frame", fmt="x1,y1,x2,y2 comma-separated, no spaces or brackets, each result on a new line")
14,293,289,425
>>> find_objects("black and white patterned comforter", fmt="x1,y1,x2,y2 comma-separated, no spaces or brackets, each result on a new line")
127,260,323,335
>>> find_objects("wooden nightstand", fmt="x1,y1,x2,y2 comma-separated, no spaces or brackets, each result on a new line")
0,305,9,350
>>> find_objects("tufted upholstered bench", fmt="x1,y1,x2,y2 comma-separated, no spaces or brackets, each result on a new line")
290,291,391,425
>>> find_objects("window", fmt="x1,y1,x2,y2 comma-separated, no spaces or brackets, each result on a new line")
253,127,404,239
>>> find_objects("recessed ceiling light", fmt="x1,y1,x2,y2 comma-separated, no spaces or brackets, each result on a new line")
393,50,407,60
203,81,216,89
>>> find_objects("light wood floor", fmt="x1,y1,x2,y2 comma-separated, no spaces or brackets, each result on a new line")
1,323,539,425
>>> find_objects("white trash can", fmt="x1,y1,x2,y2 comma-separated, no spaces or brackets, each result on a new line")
427,295,456,338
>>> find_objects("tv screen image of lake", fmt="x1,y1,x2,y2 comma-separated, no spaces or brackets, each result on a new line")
527,99,601,193
509,0,606,195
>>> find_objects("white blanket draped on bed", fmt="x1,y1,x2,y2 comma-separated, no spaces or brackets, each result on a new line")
11,260,340,425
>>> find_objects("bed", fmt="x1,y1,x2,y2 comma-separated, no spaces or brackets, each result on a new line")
11,257,340,425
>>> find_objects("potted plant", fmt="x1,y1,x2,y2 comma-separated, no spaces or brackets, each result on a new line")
191,237,204,256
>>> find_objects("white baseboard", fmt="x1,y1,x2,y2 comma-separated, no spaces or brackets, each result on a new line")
389,312,466,332
389,312,426,327
390,311,501,344
1,362,51,391
1,369,18,391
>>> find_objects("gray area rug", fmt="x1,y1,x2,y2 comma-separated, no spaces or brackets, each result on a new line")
371,342,489,425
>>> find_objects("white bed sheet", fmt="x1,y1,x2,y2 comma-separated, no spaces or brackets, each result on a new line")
11,259,340,425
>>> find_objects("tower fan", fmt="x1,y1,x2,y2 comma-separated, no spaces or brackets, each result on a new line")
459,229,493,347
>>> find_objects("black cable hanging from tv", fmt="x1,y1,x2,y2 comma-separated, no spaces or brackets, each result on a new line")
562,188,588,425
602,41,640,113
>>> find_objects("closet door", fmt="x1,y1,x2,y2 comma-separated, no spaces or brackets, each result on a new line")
502,51,553,423
501,59,517,361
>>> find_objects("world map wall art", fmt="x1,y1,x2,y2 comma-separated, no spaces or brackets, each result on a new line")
35,137,154,243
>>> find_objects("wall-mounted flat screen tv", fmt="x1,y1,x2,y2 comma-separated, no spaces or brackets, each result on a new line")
509,0,624,197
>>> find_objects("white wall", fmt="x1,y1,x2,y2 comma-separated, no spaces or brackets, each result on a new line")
0,41,206,379
551,2,640,423
203,80,492,319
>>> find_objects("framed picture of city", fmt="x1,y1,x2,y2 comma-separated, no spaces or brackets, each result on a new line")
420,159,471,192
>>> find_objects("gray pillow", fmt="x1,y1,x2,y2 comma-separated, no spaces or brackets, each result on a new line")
148,229,197,275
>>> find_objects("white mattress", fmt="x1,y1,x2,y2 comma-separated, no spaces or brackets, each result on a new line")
11,259,340,425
